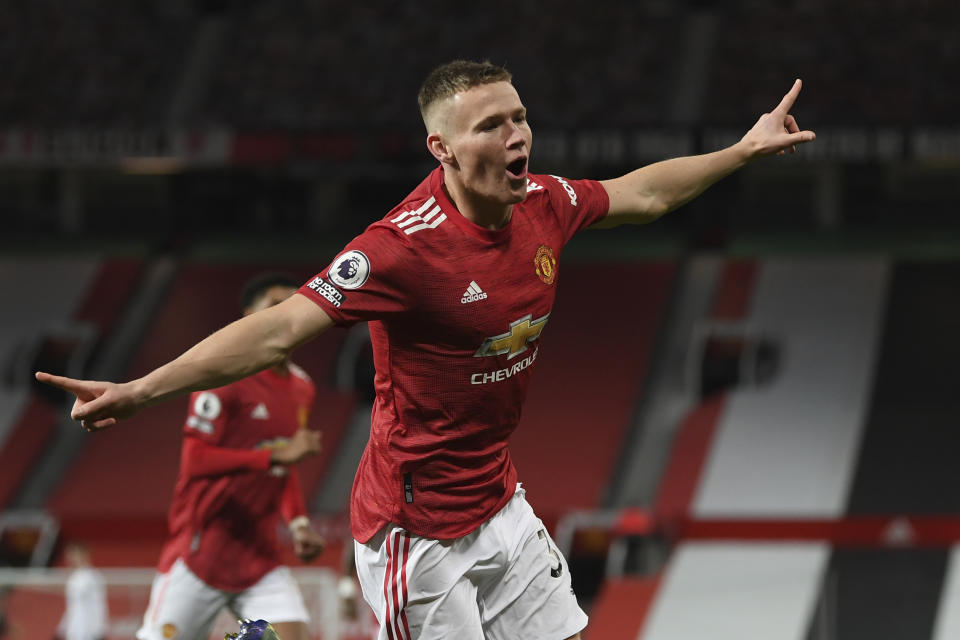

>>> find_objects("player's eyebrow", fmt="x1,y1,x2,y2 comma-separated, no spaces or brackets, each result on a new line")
474,107,525,131
474,114,503,131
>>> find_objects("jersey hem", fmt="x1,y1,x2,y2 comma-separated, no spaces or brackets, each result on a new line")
182,554,282,593
352,481,517,543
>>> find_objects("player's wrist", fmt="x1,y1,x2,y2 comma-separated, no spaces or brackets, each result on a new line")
126,377,155,409
730,138,758,164
270,445,295,465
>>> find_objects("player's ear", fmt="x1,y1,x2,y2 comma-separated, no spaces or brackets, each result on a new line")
427,133,455,165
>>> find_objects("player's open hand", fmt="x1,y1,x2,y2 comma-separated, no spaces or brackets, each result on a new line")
292,522,325,562
739,79,816,159
34,371,143,431
271,428,322,465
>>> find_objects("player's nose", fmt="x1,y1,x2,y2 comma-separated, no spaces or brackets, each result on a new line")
505,122,526,149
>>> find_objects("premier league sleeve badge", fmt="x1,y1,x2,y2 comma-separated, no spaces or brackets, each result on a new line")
328,250,371,290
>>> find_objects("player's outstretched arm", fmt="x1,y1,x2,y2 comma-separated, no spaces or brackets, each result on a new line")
595,79,816,228
36,294,333,432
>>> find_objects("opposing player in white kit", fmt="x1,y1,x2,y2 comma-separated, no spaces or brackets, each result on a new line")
135,274,324,640
38,61,814,639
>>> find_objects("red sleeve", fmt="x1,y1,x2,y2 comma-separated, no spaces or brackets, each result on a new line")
298,224,420,325
280,466,307,522
542,175,611,245
181,436,273,478
183,387,235,445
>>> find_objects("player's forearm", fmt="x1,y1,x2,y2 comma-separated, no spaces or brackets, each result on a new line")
644,142,752,212
280,467,307,522
599,142,752,226
182,437,272,477
132,305,299,407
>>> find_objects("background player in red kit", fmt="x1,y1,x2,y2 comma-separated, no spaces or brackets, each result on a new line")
135,274,324,640
39,61,815,639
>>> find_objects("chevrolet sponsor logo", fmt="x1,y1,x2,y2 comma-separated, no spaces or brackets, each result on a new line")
471,347,538,385
474,313,550,360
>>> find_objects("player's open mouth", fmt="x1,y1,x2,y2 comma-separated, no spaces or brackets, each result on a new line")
506,157,527,180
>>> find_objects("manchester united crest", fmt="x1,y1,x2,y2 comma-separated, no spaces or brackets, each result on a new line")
534,245,557,285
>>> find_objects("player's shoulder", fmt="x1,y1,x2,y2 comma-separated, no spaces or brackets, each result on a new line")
524,173,552,199
376,173,450,244
522,173,567,218
340,169,451,280
287,362,313,385
527,173,584,204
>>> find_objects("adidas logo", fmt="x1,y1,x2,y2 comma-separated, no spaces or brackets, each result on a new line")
461,281,488,304
251,403,270,420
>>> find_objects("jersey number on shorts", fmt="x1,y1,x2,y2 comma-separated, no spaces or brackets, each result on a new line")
537,529,563,578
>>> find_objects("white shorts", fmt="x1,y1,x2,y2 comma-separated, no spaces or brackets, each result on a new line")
355,485,588,640
136,558,309,640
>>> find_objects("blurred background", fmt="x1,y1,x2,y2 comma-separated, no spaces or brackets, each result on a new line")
1,0,960,638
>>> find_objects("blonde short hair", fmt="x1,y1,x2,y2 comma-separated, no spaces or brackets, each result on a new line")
417,60,513,131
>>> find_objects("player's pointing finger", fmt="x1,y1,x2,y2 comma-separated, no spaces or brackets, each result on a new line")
35,372,97,400
774,79,803,114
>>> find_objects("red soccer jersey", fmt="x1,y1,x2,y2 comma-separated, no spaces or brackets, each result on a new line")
157,364,316,591
299,167,609,542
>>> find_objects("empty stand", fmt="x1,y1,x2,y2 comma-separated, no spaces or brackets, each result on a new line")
0,258,140,509
694,258,888,517
199,1,680,129
511,261,676,528
708,5,960,125
811,548,947,640
848,263,960,513
0,0,192,125
933,547,960,640
586,575,662,640
642,542,828,640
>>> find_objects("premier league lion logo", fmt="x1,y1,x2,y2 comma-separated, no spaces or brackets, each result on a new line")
336,257,360,281
328,250,370,290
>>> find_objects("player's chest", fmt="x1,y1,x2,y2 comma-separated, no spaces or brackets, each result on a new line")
228,381,309,444
416,225,564,350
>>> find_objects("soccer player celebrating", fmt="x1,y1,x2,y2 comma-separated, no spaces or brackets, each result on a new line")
39,61,814,640
134,274,324,640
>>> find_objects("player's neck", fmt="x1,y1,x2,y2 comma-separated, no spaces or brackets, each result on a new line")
441,180,512,230
270,360,290,376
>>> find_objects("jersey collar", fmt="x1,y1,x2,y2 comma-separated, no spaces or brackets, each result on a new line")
430,167,514,245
